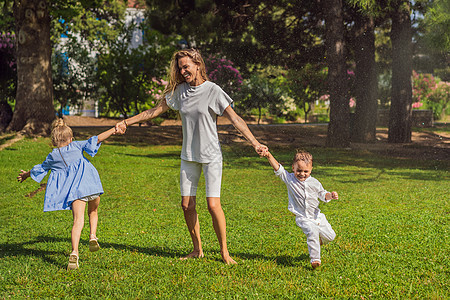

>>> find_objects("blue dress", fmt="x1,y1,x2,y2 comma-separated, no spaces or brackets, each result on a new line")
30,136,104,212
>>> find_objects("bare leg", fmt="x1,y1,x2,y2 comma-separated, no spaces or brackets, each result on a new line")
180,196,204,259
88,196,100,240
88,197,101,252
207,197,236,264
71,200,86,255
68,200,86,270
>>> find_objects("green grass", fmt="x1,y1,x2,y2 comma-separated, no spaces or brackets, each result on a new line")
0,131,449,299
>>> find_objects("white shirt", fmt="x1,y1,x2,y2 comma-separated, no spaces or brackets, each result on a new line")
275,164,330,219
165,81,233,163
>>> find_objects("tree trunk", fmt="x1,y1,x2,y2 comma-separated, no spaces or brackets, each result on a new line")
388,1,412,143
7,0,54,135
352,14,378,143
323,0,350,147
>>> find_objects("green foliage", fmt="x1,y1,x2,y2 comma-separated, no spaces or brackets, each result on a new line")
421,0,450,53
52,39,98,117
0,129,448,298
236,71,285,124
50,0,126,47
0,0,14,32
96,21,177,117
144,0,325,75
412,71,450,120
286,64,328,122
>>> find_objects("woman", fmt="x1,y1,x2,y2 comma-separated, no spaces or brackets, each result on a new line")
116,49,267,264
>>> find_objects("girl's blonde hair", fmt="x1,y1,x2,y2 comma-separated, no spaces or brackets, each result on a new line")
292,149,313,166
163,48,209,97
51,118,73,147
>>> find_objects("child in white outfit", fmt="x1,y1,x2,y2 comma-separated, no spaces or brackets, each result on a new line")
263,149,339,269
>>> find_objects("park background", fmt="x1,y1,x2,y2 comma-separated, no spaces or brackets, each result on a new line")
1,0,449,298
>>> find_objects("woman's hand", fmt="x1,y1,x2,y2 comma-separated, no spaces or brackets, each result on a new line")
255,144,268,157
115,121,127,135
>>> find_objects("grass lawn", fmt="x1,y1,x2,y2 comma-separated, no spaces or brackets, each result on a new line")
0,127,448,299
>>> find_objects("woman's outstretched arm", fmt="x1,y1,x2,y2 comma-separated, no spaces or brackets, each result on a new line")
97,127,117,143
116,99,170,133
223,105,268,156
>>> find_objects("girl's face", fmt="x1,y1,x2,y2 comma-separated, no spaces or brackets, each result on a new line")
178,56,203,86
292,160,313,181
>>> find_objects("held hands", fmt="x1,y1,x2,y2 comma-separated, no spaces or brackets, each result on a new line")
115,120,127,135
17,170,30,183
255,144,269,157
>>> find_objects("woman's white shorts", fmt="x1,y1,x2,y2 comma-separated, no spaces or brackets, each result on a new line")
180,159,222,198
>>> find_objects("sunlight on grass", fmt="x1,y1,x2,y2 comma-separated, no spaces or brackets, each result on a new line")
0,135,448,298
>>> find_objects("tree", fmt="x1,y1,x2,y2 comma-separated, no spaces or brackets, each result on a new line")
237,73,284,124
5,0,126,134
7,0,54,135
0,32,15,131
421,0,450,54
416,0,450,81
144,0,325,75
388,0,412,143
96,21,177,117
323,0,350,147
350,10,378,142
286,64,327,123
52,39,98,118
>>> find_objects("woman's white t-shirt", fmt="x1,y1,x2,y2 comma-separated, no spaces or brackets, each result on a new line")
165,81,233,163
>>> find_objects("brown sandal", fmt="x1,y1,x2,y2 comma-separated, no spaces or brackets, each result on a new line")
89,238,100,252
67,254,79,270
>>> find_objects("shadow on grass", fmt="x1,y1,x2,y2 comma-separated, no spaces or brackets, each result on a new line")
0,236,185,269
236,252,310,267
0,236,313,270
98,241,185,258
0,236,67,269
122,152,181,160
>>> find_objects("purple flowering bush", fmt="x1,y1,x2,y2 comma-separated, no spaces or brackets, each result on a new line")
0,32,15,71
204,55,243,97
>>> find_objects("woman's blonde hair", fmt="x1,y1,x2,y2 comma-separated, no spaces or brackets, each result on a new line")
163,48,209,97
51,118,73,147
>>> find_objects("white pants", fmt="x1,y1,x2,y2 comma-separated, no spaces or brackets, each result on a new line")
180,159,223,198
296,213,336,263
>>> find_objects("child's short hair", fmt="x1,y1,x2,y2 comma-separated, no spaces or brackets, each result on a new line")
292,149,313,166
51,118,73,147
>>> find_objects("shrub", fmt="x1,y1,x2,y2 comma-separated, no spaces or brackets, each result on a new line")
412,70,449,120
204,55,243,98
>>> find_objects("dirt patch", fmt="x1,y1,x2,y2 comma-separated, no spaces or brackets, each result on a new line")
64,116,449,161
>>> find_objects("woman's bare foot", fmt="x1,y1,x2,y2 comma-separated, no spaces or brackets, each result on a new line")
180,250,204,260
221,251,237,265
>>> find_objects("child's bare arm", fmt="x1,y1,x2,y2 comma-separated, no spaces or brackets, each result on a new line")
265,151,281,171
17,170,30,183
325,191,339,200
97,127,116,144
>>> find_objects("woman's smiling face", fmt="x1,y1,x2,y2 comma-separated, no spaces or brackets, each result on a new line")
178,56,203,86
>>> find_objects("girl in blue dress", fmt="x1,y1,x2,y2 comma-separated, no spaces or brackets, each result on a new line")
17,119,116,270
